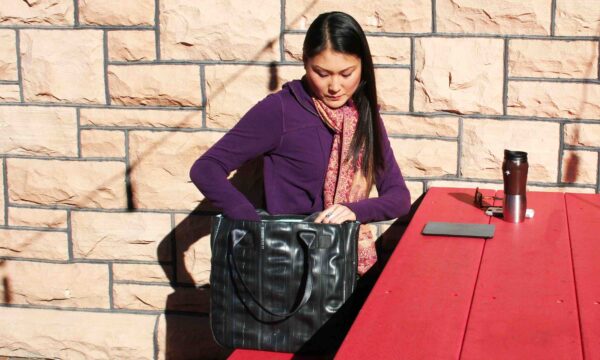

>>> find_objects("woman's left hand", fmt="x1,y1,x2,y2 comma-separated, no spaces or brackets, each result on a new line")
314,204,357,224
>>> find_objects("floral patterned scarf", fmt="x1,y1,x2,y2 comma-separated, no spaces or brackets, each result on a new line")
313,98,377,275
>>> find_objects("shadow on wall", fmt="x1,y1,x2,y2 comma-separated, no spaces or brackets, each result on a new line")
562,20,599,185
156,158,264,360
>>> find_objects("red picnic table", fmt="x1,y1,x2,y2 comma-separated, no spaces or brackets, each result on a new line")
230,187,600,359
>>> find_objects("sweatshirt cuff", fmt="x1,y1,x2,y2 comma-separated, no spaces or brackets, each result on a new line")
342,201,371,224
224,203,261,221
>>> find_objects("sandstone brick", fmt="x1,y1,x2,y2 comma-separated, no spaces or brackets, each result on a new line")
283,34,306,62
157,314,232,360
561,150,598,184
426,180,503,191
390,138,458,177
376,68,411,112
509,40,599,79
206,65,305,129
129,131,223,210
286,0,431,32
0,30,17,81
80,130,125,158
437,0,551,35
0,0,74,25
113,263,172,283
0,261,109,308
160,0,280,61
71,211,171,261
174,214,212,286
414,38,504,115
461,119,560,181
508,82,600,119
0,229,68,260
21,30,105,104
284,34,411,65
113,283,209,312
7,159,126,208
555,0,600,36
382,115,459,137
0,84,19,102
108,65,201,107
527,185,595,193
565,123,600,147
8,207,67,229
406,181,425,204
79,0,154,26
0,307,155,359
107,30,156,62
80,108,201,128
0,106,77,157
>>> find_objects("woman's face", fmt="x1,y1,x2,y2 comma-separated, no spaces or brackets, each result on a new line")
304,47,362,109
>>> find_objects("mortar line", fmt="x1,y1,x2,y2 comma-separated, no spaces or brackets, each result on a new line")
76,108,82,158
73,0,80,27
2,158,7,226
0,80,18,85
0,225,68,233
6,202,218,216
15,29,24,102
125,130,133,211
558,122,565,184
66,210,74,260
103,30,111,105
200,65,207,128
0,303,209,317
597,152,600,194
0,102,202,110
108,263,115,309
280,0,286,62
154,0,161,60
509,77,600,84
0,256,173,265
283,29,600,40
550,0,557,36
457,117,463,178
170,213,178,284
503,38,509,116
153,314,161,360
409,37,415,113
431,0,437,33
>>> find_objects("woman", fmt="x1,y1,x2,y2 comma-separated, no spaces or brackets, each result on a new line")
190,11,410,275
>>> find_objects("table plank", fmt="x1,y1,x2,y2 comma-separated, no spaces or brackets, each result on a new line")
336,187,492,359
566,193,600,359
228,350,294,359
460,192,583,359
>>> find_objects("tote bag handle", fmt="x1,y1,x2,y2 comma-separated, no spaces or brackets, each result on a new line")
227,228,315,319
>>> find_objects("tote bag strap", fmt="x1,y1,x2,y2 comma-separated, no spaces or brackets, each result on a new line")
227,228,315,319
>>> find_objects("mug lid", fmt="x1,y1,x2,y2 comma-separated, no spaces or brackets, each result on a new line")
504,149,528,161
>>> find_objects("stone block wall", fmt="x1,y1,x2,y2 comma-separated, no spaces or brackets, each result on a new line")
0,1,599,359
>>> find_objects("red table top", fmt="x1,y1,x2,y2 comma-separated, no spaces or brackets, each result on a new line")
229,187,600,359
337,187,600,359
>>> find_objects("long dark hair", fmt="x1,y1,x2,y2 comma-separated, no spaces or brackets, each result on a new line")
303,11,384,188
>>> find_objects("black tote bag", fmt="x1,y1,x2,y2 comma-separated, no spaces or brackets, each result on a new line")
209,213,359,353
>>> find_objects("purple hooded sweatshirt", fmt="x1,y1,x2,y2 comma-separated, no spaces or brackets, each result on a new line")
189,79,411,223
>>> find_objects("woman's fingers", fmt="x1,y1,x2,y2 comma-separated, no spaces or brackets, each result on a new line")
314,205,356,224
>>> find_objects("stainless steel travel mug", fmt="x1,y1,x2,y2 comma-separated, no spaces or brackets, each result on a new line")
502,150,528,223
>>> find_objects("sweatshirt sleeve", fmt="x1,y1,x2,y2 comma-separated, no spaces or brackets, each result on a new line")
189,94,283,221
343,118,411,223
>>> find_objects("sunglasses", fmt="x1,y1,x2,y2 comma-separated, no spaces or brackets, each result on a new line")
474,187,503,208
